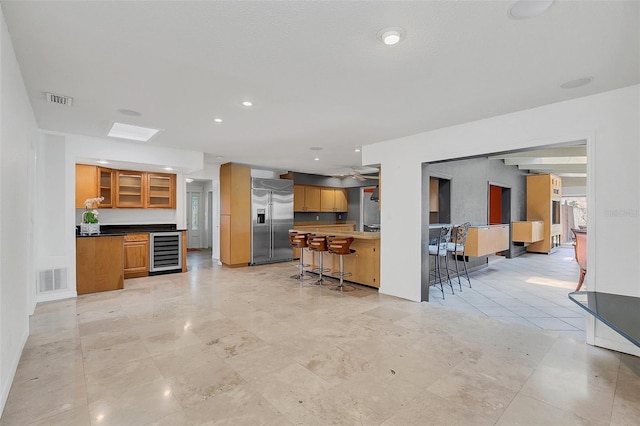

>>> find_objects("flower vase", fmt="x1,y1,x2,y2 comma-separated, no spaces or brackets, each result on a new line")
80,223,100,235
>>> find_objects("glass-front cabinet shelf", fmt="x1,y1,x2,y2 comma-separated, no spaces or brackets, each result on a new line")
98,168,114,207
116,172,144,207
147,173,176,208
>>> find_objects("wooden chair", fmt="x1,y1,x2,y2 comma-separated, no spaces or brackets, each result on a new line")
571,228,587,291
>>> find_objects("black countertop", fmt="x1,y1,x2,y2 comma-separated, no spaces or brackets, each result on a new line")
76,224,186,237
569,291,640,348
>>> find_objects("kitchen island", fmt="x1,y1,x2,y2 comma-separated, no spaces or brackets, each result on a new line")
291,228,380,288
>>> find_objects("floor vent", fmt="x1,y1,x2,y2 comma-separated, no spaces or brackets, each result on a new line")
38,268,68,293
45,92,73,107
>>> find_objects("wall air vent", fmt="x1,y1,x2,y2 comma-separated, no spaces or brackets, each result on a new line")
46,92,73,107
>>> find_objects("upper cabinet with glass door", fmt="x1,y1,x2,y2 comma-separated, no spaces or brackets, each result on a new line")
98,168,115,207
147,173,176,208
115,171,145,208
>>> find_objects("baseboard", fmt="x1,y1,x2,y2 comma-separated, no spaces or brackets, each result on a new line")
593,337,640,357
36,289,76,304
0,327,29,417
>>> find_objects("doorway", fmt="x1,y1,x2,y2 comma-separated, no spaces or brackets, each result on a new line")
187,191,203,249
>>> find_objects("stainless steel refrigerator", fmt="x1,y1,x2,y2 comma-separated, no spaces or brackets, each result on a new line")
251,177,294,265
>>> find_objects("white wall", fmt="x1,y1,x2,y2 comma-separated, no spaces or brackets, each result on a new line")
0,8,38,414
32,132,204,304
363,85,640,356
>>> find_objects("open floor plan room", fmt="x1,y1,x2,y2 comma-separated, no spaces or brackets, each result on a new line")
1,251,638,426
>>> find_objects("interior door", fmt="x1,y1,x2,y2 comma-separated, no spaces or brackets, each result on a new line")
187,191,202,248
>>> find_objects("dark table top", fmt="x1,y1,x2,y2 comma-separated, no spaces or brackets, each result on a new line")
569,291,640,348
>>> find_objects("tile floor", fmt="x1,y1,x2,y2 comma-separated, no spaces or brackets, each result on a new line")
429,246,588,341
1,249,638,425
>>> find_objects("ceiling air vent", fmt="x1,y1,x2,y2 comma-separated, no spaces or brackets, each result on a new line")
46,92,73,107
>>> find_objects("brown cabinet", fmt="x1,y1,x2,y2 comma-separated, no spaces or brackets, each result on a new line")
220,163,251,267
294,185,321,212
115,171,145,208
75,164,99,208
76,235,124,295
123,233,149,278
526,174,562,254
147,173,176,208
76,164,176,210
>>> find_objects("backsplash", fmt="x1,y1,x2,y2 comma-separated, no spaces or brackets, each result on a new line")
75,208,177,225
294,212,348,223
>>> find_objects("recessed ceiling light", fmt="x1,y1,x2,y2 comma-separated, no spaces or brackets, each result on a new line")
309,147,323,151
214,118,223,123
164,167,173,171
185,178,194,183
560,77,593,89
355,148,361,153
241,101,253,107
108,122,160,142
97,160,109,165
508,0,554,19
118,109,142,117
314,157,320,161
377,27,405,45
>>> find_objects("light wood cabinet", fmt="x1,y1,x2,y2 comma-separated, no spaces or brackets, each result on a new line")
295,185,347,212
220,163,251,267
321,188,349,212
98,168,115,207
525,174,562,254
76,235,124,295
429,178,439,212
147,173,176,208
76,164,176,210
294,185,322,212
334,188,348,212
123,233,149,279
116,171,145,208
512,221,544,243
75,164,99,208
464,224,510,257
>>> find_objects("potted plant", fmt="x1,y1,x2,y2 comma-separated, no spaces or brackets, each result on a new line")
80,197,104,235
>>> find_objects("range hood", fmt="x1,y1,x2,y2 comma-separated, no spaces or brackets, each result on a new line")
370,185,379,202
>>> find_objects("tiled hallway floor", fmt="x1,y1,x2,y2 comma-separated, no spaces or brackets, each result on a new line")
1,250,639,425
429,246,588,341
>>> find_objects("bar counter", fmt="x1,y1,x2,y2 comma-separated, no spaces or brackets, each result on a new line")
290,228,380,288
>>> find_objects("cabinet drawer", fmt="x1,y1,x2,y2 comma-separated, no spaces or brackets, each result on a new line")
124,233,149,242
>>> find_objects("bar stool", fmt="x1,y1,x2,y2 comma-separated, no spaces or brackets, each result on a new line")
428,224,454,298
327,236,355,292
307,234,331,285
446,222,471,290
289,231,311,281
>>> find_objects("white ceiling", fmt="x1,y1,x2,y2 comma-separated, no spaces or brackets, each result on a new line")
2,1,638,177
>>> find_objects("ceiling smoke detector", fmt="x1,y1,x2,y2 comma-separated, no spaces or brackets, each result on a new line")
46,92,73,107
